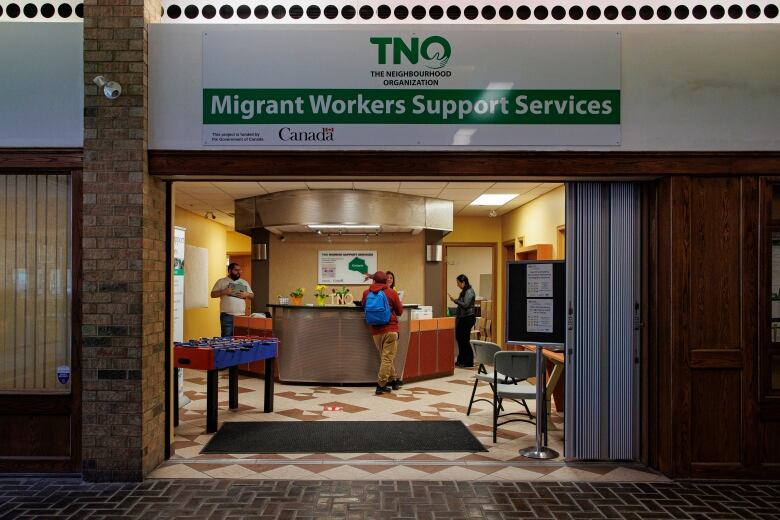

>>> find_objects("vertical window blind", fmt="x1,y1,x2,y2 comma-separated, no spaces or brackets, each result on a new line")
0,174,71,392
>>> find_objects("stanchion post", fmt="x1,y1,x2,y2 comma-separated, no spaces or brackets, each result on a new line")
519,345,559,460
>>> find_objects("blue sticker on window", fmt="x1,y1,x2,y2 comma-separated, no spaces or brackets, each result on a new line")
56,365,70,384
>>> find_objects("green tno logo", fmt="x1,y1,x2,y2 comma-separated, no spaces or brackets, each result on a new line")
369,36,451,69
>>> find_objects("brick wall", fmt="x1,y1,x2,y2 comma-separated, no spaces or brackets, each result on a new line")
82,0,165,482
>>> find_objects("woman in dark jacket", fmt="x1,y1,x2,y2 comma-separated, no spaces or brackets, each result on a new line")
448,274,476,368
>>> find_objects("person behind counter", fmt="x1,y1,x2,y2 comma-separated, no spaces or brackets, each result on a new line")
364,270,397,290
362,271,404,395
210,262,254,337
448,273,476,368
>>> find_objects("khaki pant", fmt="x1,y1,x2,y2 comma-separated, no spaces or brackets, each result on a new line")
373,332,398,386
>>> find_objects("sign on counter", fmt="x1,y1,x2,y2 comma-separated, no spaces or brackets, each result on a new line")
318,250,377,285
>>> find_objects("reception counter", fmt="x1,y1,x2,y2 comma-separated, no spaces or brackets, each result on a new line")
267,304,416,384
233,308,455,384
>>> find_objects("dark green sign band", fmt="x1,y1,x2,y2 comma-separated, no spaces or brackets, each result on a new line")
203,89,620,125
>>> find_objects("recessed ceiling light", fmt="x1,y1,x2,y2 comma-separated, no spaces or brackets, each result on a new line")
307,224,381,229
470,194,518,206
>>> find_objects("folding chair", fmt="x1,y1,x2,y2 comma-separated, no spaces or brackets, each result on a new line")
492,350,537,443
467,340,509,415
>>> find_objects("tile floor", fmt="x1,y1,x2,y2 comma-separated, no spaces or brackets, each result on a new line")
149,368,667,482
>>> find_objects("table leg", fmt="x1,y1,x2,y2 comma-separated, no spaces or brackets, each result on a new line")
264,357,275,412
545,363,564,431
206,369,218,433
228,366,239,410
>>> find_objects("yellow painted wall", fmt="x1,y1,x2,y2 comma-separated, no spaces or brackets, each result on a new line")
226,231,251,253
501,185,566,258
444,216,504,344
174,207,232,340
269,233,425,306
444,216,502,243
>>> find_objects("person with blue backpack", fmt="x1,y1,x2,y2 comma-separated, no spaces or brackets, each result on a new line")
361,271,404,395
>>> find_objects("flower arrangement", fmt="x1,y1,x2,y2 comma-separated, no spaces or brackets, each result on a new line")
314,284,328,306
289,287,305,298
332,286,352,305
332,286,350,298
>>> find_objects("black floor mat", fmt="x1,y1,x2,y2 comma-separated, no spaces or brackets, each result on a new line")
201,421,488,453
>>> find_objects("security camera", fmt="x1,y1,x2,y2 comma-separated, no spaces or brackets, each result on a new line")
92,76,122,100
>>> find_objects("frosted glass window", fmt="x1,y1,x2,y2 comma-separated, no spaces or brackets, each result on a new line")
0,175,71,392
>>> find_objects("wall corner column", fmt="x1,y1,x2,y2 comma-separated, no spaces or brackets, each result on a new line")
81,0,165,482
424,230,445,318
251,228,271,313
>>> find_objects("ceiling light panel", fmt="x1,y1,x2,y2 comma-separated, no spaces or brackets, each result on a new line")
470,194,519,206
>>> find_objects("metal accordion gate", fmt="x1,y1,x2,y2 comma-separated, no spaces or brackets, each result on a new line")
565,182,641,460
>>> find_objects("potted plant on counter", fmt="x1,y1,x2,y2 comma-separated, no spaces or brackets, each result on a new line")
332,286,353,305
289,287,304,305
314,285,328,306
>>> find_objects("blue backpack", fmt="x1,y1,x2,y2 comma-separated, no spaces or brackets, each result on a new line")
364,289,392,326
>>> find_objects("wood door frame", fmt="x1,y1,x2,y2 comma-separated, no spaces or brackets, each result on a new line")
442,242,498,342
0,150,83,473
556,225,566,260
148,150,780,180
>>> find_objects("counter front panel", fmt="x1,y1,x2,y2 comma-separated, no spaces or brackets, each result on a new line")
268,305,417,384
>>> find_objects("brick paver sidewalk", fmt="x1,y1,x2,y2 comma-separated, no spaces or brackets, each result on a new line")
1,478,778,519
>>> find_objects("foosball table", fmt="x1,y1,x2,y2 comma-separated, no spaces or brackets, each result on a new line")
174,336,278,433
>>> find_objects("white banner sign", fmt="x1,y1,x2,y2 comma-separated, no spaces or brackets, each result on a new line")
173,227,185,342
318,250,377,284
202,28,620,148
173,227,186,405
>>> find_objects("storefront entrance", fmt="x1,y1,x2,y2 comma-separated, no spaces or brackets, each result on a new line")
155,178,653,481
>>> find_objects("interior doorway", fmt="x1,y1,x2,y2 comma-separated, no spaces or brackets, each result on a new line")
444,243,497,343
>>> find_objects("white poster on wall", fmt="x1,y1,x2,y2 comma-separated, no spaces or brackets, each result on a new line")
201,28,620,148
173,227,186,342
173,227,187,406
318,251,377,284
184,245,209,309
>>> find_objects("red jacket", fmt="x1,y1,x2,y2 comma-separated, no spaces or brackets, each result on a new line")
361,283,403,335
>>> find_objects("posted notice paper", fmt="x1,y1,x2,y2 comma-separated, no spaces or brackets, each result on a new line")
527,263,553,298
527,298,554,333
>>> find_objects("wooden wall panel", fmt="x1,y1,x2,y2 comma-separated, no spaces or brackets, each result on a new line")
0,415,71,457
762,422,780,463
690,370,742,463
689,178,741,350
654,175,774,478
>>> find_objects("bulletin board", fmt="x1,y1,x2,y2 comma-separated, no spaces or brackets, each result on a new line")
505,260,566,345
